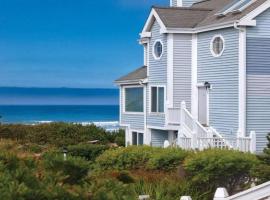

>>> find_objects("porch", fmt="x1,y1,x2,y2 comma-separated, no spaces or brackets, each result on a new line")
165,101,257,153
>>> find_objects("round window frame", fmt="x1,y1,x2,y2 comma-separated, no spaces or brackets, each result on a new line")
210,35,225,57
152,40,164,60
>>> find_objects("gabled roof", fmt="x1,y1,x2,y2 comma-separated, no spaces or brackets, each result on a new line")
115,66,147,84
142,0,269,33
154,7,212,28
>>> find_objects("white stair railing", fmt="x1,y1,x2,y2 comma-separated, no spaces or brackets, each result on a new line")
179,101,213,149
178,101,257,153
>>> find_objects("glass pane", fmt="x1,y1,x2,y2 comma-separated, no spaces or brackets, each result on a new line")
132,132,137,145
158,87,164,113
151,87,157,112
138,133,144,145
154,42,163,58
125,88,143,112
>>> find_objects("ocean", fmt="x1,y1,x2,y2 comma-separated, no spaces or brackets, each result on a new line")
0,87,120,130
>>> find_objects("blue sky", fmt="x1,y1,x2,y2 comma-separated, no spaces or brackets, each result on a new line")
0,0,168,88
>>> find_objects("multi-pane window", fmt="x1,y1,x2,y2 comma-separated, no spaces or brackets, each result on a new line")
132,132,144,146
211,35,224,57
125,87,144,112
151,86,165,113
153,41,163,59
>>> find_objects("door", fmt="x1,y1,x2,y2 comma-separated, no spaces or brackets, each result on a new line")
198,86,208,126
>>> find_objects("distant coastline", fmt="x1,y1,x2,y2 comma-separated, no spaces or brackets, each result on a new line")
0,87,119,130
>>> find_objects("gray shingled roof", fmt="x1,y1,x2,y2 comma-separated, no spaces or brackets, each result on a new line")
154,7,212,28
115,66,147,83
153,0,267,29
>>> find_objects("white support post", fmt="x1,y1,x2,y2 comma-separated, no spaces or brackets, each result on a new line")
214,188,229,200
180,196,192,200
250,131,256,153
178,101,186,147
238,27,247,138
192,132,198,150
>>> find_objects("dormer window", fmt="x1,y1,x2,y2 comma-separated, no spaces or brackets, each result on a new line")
210,35,225,57
153,40,163,60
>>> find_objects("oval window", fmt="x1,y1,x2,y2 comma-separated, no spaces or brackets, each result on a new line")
153,40,163,59
211,35,225,57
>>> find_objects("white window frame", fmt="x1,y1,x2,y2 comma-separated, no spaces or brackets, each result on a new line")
152,39,164,60
123,85,144,115
131,130,144,146
149,85,166,114
210,34,225,57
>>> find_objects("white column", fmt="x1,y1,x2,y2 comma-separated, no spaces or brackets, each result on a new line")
250,131,257,153
167,33,174,108
191,34,198,119
214,188,229,200
238,27,247,137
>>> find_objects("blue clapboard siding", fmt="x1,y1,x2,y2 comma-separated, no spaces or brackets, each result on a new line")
246,9,270,152
120,87,145,130
148,21,167,83
197,28,239,137
147,20,167,128
151,129,168,147
173,34,192,110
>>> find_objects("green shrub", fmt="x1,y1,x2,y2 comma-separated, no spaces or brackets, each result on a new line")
67,144,109,161
43,152,90,184
184,149,259,196
95,146,189,171
147,148,189,171
0,123,125,147
116,171,135,184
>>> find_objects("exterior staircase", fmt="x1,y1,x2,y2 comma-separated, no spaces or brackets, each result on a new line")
177,101,256,153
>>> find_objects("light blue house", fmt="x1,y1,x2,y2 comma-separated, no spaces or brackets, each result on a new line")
116,0,270,153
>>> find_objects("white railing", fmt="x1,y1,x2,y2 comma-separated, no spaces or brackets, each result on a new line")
167,107,181,125
178,101,257,153
180,181,270,200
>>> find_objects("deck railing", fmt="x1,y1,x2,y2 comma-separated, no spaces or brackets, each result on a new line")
178,101,257,153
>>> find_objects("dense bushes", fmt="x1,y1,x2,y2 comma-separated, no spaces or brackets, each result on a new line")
0,123,125,147
43,152,90,184
184,149,259,197
67,144,109,161
95,146,189,171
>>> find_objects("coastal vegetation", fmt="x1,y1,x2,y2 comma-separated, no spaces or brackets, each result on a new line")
0,123,269,200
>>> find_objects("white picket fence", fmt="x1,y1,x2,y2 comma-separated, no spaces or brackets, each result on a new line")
177,101,256,153
138,181,270,200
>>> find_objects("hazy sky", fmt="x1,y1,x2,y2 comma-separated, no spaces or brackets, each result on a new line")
0,0,168,88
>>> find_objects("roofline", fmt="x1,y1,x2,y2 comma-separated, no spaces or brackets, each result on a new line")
141,8,167,34
140,0,270,36
239,0,270,26
115,78,148,86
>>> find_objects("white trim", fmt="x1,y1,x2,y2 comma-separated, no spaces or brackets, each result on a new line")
167,33,174,108
191,34,198,119
140,32,151,38
130,129,145,146
210,34,225,57
147,125,169,131
238,0,270,26
122,85,144,114
144,44,147,66
143,84,148,145
119,86,123,124
141,1,270,36
152,39,164,60
142,9,167,33
238,27,246,138
197,84,210,126
149,85,166,114
115,78,148,86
